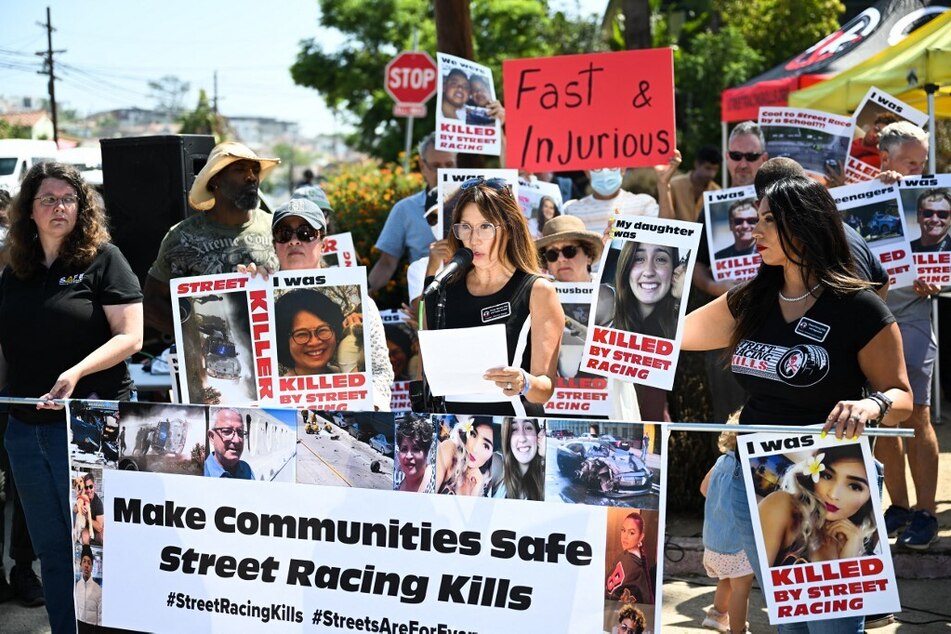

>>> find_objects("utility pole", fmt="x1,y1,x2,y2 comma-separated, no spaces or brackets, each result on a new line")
36,7,64,145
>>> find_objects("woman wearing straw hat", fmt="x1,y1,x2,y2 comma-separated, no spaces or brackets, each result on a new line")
535,215,640,422
535,214,602,283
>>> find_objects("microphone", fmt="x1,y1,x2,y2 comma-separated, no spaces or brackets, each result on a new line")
423,247,473,297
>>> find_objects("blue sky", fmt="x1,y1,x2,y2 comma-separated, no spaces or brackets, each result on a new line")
3,1,605,137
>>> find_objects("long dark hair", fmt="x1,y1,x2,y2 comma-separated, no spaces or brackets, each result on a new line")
447,183,540,277
614,241,679,339
534,195,560,231
5,161,111,278
501,418,544,501
728,177,869,352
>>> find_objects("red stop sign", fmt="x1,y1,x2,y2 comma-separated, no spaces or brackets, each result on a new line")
385,51,438,105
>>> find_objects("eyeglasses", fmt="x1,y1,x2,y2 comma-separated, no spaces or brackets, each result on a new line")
727,151,764,162
452,222,500,241
273,225,321,244
459,176,511,193
84,484,95,490
291,326,335,344
921,208,950,220
732,217,757,227
543,245,581,262
211,427,246,440
34,195,78,207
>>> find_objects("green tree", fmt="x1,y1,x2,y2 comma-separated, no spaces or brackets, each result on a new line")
0,120,31,139
270,142,316,194
714,0,844,70
291,0,605,162
675,25,763,152
178,89,227,140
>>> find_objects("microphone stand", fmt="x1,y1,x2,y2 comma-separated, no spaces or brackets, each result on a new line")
427,285,448,413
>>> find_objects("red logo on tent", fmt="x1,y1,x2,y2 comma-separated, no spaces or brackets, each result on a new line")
785,8,880,72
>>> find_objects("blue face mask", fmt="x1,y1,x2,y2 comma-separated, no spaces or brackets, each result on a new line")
590,169,622,196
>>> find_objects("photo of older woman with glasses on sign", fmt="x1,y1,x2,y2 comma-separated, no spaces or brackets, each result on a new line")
240,195,392,409
424,177,563,416
0,162,142,632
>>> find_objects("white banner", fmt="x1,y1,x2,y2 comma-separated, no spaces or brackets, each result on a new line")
322,232,358,268
67,402,667,633
759,107,852,182
845,87,928,184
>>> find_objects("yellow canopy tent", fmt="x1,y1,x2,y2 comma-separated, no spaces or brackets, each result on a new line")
789,8,951,117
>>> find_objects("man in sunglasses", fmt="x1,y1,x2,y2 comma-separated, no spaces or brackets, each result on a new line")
873,121,941,551
145,142,281,336
204,409,254,479
714,199,758,259
81,473,104,546
911,189,951,252
724,121,768,188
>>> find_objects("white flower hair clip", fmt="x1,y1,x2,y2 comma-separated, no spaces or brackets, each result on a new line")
805,453,826,483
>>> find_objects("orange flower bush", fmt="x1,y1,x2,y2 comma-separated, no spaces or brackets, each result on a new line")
322,160,423,309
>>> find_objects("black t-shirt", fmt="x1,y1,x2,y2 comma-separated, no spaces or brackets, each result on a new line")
0,244,142,423
90,493,104,518
729,288,893,426
425,270,541,416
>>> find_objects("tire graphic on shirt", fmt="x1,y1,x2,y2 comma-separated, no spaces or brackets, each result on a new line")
776,345,829,387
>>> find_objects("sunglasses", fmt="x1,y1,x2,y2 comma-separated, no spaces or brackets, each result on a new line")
459,176,511,193
728,151,764,162
543,245,581,262
84,484,95,490
732,217,757,227
273,224,321,244
921,208,950,220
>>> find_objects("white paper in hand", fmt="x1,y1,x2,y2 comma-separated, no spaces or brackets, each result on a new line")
417,324,508,396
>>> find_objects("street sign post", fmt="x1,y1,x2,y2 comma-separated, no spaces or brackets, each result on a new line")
385,49,438,171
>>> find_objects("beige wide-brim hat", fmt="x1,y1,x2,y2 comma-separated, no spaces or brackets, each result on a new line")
535,214,604,261
188,141,280,211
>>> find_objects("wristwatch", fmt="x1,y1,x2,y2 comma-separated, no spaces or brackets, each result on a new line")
867,391,893,424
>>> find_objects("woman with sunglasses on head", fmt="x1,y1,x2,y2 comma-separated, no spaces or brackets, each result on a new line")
424,178,563,416
0,162,143,632
681,176,911,634
240,196,393,410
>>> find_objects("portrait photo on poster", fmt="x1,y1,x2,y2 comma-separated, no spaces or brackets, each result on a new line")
274,284,366,377
898,176,951,284
603,507,660,634
434,415,499,497
739,433,899,624
435,53,502,156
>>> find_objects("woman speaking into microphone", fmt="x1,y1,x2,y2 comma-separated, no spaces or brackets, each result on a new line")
424,177,563,416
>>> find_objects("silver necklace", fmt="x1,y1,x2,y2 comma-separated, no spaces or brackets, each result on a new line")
779,283,821,302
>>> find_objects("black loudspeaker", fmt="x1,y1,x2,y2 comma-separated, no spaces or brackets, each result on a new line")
101,134,215,285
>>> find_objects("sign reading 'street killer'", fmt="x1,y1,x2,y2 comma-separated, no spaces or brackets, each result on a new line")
503,49,676,171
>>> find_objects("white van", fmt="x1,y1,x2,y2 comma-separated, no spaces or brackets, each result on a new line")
0,139,59,196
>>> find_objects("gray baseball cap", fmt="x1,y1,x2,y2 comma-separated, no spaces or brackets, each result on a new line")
272,197,327,231
291,185,334,215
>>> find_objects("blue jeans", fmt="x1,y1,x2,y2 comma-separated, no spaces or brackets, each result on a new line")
4,414,76,633
725,452,866,634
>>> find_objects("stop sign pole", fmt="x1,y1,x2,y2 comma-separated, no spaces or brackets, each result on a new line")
385,38,437,171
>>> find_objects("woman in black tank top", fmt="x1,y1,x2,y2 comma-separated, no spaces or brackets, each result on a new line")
424,177,564,416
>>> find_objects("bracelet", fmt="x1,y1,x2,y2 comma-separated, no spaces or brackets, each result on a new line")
866,391,892,423
519,369,531,397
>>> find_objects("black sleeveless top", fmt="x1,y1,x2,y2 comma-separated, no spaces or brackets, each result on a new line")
426,270,542,416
